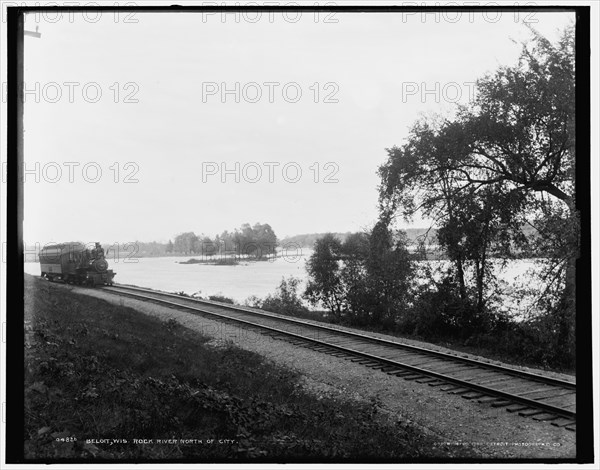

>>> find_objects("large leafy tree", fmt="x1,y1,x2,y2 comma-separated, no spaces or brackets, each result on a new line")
304,233,346,318
378,25,577,354
380,25,574,218
304,228,413,327
362,220,414,327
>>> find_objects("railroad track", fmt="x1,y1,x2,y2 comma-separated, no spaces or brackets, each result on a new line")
102,283,577,431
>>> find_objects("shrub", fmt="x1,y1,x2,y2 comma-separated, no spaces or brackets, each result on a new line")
208,294,235,304
260,277,310,317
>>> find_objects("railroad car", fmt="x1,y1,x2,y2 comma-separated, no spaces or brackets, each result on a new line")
39,242,115,286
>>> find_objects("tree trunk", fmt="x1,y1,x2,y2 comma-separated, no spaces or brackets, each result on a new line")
476,260,485,313
556,254,576,362
456,257,467,301
443,180,467,302
553,200,577,365
476,243,488,313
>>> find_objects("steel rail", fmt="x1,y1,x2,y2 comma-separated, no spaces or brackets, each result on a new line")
107,284,576,388
102,284,576,421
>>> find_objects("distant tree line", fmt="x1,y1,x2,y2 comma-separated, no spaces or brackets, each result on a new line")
279,232,353,249
58,223,280,260
167,223,278,260
279,229,438,250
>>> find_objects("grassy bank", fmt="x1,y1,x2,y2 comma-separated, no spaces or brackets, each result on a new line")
23,275,458,462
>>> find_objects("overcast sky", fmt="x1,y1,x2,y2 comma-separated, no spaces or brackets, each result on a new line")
20,8,574,245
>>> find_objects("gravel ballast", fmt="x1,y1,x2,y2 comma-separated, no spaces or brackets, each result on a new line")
65,283,576,459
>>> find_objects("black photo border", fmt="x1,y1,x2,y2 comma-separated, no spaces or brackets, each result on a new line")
4,3,594,464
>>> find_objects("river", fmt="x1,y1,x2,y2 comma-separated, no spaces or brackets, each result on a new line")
24,252,546,317
25,251,312,304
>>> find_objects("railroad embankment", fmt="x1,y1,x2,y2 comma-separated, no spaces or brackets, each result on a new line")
23,274,456,461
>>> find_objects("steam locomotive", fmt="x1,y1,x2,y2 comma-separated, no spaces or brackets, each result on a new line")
39,242,116,286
